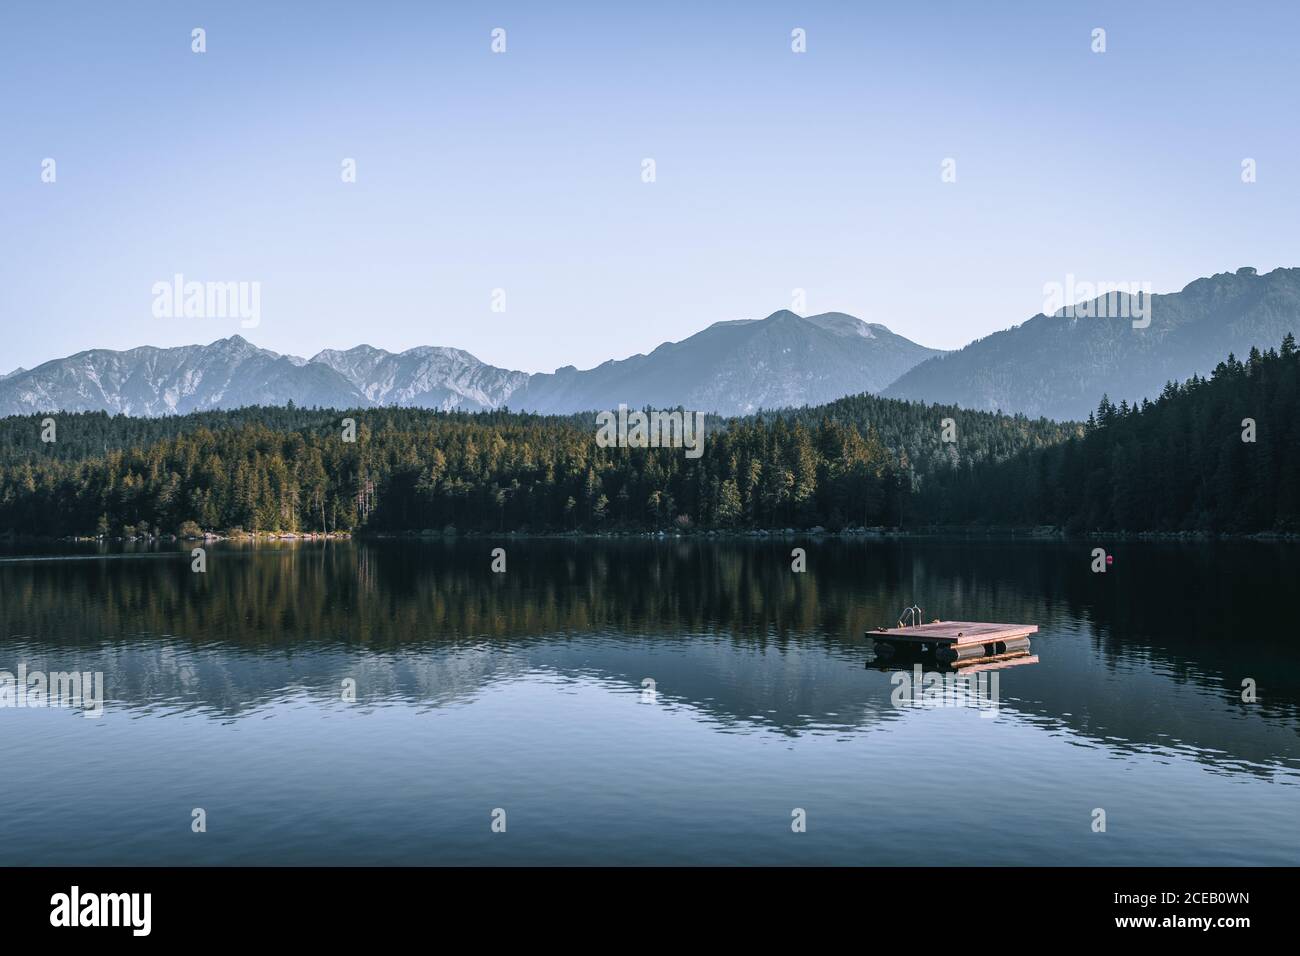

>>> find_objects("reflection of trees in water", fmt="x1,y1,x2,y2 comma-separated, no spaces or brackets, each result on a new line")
3,538,1297,659
2,538,1065,649
1,539,1298,771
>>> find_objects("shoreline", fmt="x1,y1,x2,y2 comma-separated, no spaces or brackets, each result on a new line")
4,527,1299,546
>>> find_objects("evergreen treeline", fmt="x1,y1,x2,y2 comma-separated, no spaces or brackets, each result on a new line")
0,411,906,535
920,335,1300,532
0,397,1065,537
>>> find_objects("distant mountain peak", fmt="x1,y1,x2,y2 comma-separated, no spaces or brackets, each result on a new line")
211,334,253,348
309,343,380,362
508,309,940,415
806,312,879,339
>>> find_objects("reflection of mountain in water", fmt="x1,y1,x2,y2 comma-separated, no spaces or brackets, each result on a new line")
1,538,1297,776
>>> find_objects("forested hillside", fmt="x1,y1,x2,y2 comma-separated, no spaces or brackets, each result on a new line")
0,395,1067,537
920,335,1300,532
771,392,1074,475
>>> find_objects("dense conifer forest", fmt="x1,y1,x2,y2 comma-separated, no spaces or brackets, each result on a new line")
920,335,1300,533
0,337,1295,536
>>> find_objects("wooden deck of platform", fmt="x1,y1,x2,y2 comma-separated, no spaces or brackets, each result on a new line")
871,621,1038,647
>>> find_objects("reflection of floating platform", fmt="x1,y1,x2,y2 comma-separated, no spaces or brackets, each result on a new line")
869,621,1038,667
956,654,1039,673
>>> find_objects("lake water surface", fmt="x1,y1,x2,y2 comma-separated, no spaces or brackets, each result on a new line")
1,537,1297,865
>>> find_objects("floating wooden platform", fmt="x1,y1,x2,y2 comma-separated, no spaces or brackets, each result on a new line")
869,621,1038,665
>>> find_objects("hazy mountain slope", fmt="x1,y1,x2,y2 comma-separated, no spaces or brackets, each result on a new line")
509,310,941,415
884,267,1300,420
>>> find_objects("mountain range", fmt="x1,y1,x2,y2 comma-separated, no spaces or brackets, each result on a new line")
0,311,939,419
2,267,1297,421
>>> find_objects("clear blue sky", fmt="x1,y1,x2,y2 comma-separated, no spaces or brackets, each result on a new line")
2,1,1298,374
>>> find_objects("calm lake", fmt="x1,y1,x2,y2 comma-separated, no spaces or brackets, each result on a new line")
1,537,1297,866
